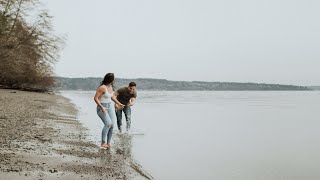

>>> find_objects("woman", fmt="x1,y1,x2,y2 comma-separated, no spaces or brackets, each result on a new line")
94,73,124,149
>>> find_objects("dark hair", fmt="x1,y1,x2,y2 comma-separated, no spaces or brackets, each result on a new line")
129,82,136,87
100,73,115,86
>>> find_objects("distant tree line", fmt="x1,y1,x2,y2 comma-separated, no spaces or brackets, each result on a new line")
309,86,320,90
0,0,63,91
54,77,311,91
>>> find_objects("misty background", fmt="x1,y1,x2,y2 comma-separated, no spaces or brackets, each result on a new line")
45,0,320,86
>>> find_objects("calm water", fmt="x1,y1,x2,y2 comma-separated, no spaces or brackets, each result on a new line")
60,91,320,180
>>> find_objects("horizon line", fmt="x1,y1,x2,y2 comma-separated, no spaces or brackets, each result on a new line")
54,76,318,87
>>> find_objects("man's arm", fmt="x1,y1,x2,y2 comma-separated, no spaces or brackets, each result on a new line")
129,90,137,106
128,97,136,106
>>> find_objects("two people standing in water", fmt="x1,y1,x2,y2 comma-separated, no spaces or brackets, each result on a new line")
94,73,137,149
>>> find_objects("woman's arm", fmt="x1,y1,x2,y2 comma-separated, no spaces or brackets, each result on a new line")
94,86,106,112
111,95,125,107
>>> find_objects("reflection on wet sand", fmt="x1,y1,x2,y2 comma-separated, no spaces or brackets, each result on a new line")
116,134,133,158
101,134,154,180
97,134,133,164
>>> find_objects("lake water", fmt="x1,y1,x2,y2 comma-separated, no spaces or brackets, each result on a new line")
60,91,320,180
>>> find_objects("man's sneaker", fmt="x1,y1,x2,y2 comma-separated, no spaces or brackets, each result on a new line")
126,127,132,135
118,127,122,134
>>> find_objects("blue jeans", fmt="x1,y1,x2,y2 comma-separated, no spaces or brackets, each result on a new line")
97,102,116,144
115,106,131,131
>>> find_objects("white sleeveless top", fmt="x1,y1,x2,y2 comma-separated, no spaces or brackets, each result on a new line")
100,90,114,103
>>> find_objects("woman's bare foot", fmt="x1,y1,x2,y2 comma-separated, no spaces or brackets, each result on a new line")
107,144,111,148
100,143,109,149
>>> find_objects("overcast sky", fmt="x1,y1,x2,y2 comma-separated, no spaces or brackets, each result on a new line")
44,0,320,86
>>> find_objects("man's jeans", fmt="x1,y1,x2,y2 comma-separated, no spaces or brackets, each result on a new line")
115,106,131,131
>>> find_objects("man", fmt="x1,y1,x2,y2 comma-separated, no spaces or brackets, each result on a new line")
115,82,137,133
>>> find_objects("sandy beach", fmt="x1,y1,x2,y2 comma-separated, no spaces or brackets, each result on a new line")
0,89,150,180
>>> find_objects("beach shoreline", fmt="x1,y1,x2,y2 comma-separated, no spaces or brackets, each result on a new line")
0,89,150,180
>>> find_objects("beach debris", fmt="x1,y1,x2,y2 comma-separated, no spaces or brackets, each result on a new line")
116,149,124,154
49,169,58,173
6,167,21,172
0,115,8,120
130,161,153,180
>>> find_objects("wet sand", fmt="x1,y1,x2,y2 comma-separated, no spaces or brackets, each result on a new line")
0,89,151,180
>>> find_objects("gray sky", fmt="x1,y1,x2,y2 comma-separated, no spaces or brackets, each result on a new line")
44,0,320,86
